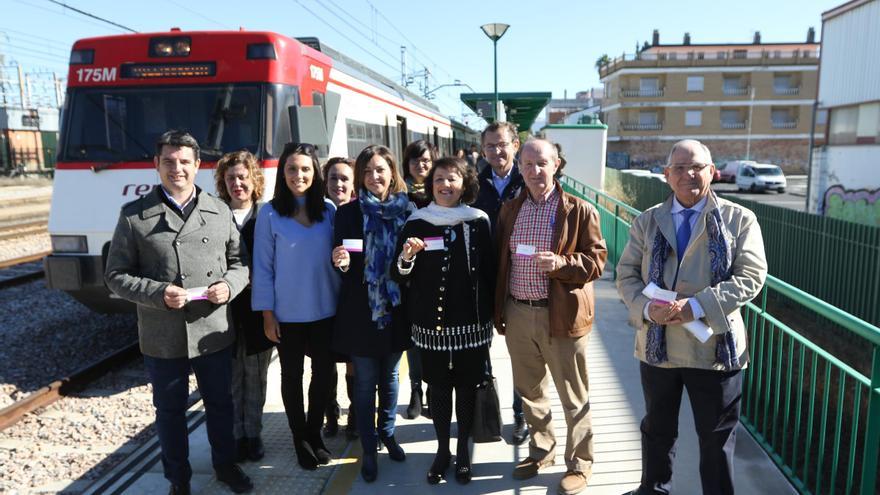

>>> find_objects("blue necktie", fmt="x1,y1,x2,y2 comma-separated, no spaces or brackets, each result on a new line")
676,209,696,264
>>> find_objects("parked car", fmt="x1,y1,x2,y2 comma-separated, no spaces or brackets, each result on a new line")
736,163,787,193
718,160,756,183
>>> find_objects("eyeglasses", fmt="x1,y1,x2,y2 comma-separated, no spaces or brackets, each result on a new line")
668,162,711,175
482,142,511,152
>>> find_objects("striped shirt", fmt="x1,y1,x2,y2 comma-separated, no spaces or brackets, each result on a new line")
509,189,559,300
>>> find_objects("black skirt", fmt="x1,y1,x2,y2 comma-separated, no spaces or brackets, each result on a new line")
419,344,489,388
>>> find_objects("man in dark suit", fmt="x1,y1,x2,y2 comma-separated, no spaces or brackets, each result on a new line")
617,139,768,495
105,130,252,494
471,121,530,444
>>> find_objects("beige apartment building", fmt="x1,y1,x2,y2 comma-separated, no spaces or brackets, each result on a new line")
599,30,824,171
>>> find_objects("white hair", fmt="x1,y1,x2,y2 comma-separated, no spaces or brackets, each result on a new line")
665,139,713,167
521,138,559,163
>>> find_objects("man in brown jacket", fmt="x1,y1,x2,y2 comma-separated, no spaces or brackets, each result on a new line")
494,138,607,495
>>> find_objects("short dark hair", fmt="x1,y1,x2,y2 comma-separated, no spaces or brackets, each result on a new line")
155,130,200,158
401,140,438,182
480,121,519,144
271,143,326,222
424,157,479,205
353,145,407,195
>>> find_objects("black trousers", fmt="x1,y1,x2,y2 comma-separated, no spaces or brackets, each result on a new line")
638,362,742,495
276,318,335,441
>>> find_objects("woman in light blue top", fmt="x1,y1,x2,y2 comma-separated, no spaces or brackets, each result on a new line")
251,143,340,471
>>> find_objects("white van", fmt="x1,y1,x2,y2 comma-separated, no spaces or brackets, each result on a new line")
736,163,787,193
717,160,756,183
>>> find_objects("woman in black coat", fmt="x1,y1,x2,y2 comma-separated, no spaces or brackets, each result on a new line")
393,157,495,484
330,145,414,483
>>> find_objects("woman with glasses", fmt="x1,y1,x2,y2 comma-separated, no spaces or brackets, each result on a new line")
393,157,494,484
400,140,437,419
331,144,414,482
251,143,340,470
214,150,273,463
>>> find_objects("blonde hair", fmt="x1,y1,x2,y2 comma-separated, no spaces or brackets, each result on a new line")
214,150,265,203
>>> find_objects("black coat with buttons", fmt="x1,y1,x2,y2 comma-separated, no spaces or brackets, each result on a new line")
331,200,412,358
392,217,495,347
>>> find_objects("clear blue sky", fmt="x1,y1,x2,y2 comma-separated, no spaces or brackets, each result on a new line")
2,0,836,128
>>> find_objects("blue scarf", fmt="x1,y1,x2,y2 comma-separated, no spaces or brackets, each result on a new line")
646,207,739,370
359,190,410,329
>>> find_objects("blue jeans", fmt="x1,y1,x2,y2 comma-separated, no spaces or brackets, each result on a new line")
351,352,402,452
143,345,235,486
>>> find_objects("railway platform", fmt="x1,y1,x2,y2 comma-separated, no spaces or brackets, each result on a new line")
79,275,795,494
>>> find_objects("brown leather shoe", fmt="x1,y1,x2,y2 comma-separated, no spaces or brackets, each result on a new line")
512,456,555,480
558,470,589,494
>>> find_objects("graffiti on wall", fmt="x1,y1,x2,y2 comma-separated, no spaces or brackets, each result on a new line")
822,186,880,227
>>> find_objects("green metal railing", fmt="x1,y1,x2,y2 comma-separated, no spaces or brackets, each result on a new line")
560,175,880,495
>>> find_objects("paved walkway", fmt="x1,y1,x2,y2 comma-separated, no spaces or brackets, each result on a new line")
82,275,795,494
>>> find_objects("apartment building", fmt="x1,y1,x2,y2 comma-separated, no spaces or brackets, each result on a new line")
599,29,823,171
808,0,880,226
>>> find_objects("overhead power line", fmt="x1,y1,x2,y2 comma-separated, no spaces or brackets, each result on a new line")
45,0,137,33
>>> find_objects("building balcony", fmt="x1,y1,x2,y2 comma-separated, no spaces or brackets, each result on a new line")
598,49,818,79
721,121,747,129
723,86,751,96
620,88,664,97
774,86,801,95
771,120,798,129
620,122,663,131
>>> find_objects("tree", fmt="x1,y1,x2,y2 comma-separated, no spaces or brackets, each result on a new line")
595,54,611,73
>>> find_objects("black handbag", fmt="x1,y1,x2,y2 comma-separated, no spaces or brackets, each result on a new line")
472,351,503,443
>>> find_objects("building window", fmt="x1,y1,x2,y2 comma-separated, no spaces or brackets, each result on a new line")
717,51,728,60
668,52,677,60
856,102,880,143
771,108,797,128
773,74,798,95
685,110,702,127
696,52,705,60
639,77,661,96
639,111,658,125
686,76,704,92
733,50,748,59
829,106,858,144
721,109,746,129
815,109,828,126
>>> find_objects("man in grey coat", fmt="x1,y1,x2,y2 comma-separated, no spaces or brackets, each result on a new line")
105,130,252,494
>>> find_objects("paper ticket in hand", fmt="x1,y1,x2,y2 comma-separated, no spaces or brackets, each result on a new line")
515,244,536,257
641,283,713,343
424,236,445,251
342,239,363,252
186,286,209,302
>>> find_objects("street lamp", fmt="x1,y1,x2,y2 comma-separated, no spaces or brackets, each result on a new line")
480,23,509,122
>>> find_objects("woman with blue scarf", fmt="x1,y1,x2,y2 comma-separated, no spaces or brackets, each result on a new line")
331,145,414,483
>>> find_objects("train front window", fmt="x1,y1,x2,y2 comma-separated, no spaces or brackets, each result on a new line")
61,84,262,162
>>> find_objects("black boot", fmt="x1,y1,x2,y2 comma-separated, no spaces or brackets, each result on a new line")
324,367,340,436
423,386,432,419
345,375,359,440
406,384,423,419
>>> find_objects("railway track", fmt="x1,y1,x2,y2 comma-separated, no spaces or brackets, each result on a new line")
0,251,49,288
0,343,141,431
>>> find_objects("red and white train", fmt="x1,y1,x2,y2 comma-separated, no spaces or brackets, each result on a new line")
45,29,479,312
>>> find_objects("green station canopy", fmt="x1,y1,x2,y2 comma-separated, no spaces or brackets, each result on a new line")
461,92,552,132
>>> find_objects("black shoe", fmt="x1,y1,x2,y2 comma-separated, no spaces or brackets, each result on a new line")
361,452,378,482
380,435,406,461
512,415,529,445
235,438,248,463
293,439,318,470
168,483,190,495
215,464,253,493
246,437,264,462
454,460,472,485
324,402,341,436
426,451,450,484
308,435,332,465
406,385,423,419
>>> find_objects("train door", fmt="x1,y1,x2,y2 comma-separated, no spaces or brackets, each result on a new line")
396,116,407,162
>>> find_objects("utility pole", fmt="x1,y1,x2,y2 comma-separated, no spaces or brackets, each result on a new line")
400,46,407,86
746,86,755,160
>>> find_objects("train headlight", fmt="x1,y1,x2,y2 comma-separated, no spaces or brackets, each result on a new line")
150,37,191,57
51,235,88,253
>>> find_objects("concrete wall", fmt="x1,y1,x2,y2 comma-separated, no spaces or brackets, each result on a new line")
809,144,880,226
542,125,607,190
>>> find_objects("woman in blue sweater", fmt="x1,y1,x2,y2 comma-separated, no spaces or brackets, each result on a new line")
251,143,340,470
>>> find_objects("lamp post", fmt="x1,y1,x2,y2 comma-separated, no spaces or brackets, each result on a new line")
480,23,509,122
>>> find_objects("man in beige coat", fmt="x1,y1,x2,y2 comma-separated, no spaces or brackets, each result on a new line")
616,139,767,495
